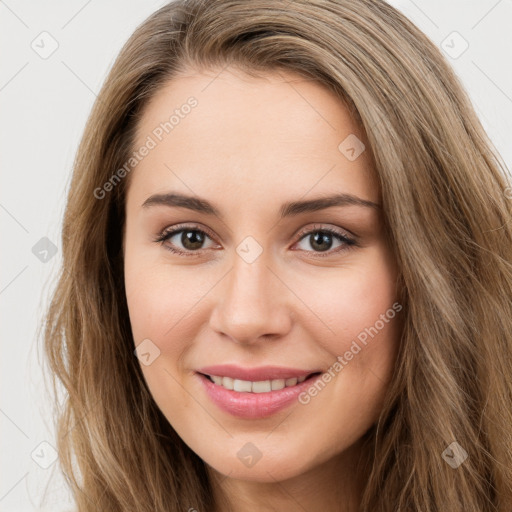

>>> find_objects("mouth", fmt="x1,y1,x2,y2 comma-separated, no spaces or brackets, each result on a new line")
196,370,324,419
198,371,322,394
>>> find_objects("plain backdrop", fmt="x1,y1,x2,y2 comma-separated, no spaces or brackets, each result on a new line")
1,1,511,510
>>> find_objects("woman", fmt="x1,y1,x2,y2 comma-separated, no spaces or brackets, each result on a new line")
43,0,512,510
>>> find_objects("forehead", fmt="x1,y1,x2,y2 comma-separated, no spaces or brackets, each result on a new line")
128,66,379,209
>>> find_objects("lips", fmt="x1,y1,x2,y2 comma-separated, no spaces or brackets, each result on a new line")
196,364,321,382
196,370,323,419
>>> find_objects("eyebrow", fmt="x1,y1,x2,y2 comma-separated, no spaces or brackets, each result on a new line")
141,192,381,219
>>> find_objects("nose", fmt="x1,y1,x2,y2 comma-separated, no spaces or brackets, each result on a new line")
208,250,293,345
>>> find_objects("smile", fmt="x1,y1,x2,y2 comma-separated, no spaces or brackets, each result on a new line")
202,373,316,393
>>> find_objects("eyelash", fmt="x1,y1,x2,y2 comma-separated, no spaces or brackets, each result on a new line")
153,223,358,258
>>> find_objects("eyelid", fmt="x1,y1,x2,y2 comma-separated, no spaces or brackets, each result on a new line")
295,222,355,241
156,222,217,242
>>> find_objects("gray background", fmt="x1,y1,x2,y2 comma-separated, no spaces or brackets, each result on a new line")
1,0,511,510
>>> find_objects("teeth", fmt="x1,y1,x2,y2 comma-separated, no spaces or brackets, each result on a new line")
208,374,310,393
211,375,223,386
233,379,252,392
271,379,285,391
252,380,271,393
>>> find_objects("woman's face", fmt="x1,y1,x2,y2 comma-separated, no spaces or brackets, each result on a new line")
123,66,402,483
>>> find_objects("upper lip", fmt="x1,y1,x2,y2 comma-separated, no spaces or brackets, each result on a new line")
196,364,322,381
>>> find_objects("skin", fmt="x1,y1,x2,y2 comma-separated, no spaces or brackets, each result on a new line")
123,65,403,512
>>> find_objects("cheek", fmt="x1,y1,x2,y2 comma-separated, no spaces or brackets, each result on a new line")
294,245,400,353
124,251,202,415
123,237,205,344
293,245,402,421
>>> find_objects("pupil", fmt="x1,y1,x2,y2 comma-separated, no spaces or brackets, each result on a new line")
311,232,332,252
182,230,204,250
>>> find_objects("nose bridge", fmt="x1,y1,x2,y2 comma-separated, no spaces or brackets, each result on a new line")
231,247,273,307
210,240,291,343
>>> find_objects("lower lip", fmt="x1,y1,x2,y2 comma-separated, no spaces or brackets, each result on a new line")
196,372,322,419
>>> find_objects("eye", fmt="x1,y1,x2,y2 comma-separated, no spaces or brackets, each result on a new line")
292,224,357,257
153,223,218,257
153,223,358,258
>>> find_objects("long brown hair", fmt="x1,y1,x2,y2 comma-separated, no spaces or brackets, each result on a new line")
42,0,512,510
